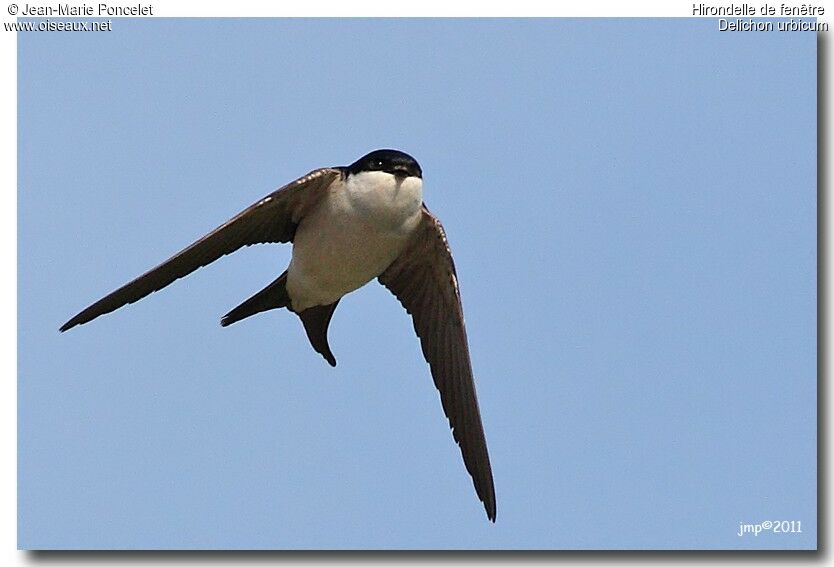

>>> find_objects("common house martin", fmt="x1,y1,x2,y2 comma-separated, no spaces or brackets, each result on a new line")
61,149,496,521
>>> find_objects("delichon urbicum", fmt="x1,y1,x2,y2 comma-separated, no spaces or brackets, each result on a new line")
61,149,496,521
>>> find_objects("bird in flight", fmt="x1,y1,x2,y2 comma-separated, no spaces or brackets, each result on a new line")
60,149,496,521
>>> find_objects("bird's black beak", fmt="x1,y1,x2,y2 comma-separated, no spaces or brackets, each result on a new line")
392,165,410,179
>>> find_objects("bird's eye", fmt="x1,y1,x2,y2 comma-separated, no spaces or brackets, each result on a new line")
375,160,384,168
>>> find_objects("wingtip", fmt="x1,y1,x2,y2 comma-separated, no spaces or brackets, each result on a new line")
220,309,240,327
60,312,90,332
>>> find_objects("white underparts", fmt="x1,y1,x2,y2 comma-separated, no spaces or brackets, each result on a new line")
286,171,423,312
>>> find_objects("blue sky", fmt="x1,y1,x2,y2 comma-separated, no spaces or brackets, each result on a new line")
18,18,816,549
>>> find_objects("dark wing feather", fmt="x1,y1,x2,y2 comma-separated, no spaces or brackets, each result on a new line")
378,206,496,521
60,168,342,332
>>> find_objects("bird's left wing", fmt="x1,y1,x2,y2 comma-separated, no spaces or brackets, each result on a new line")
378,206,496,521
60,167,342,332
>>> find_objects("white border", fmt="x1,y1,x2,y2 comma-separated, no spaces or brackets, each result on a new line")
1,0,16,561
6,0,830,18
2,1,828,564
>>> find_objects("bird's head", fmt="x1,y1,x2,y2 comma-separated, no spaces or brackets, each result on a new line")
347,149,423,180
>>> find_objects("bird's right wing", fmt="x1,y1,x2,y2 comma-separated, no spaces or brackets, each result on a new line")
378,206,496,521
60,167,342,332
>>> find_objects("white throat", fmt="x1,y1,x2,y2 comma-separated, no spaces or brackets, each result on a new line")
344,170,423,232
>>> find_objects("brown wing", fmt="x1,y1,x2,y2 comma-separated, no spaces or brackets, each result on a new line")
60,168,342,332
378,206,496,521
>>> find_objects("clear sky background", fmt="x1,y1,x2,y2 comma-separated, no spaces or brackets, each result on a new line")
18,18,816,550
